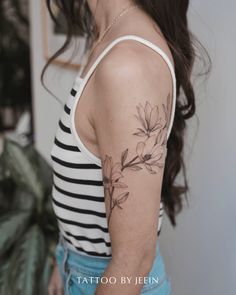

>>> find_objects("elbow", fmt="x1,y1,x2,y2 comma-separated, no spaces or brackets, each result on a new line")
139,248,156,274
112,245,156,276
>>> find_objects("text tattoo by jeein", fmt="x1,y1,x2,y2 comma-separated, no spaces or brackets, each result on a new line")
102,94,171,226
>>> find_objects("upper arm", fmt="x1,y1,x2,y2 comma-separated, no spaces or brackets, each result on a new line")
93,44,173,264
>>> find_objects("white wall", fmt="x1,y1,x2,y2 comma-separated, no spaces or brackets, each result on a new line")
30,1,236,294
160,1,236,294
29,0,78,162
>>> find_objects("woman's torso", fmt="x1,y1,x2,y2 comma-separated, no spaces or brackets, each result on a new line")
50,19,176,258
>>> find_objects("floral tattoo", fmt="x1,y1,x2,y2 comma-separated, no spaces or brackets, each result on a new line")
102,94,171,226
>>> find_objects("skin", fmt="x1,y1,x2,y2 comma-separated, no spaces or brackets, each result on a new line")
93,44,172,295
48,0,174,294
48,263,64,295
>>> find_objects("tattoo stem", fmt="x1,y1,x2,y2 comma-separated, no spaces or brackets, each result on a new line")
108,186,115,225
121,155,139,171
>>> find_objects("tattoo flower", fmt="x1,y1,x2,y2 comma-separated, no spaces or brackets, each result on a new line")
133,101,162,138
136,135,166,174
155,126,168,147
103,95,171,226
102,155,127,190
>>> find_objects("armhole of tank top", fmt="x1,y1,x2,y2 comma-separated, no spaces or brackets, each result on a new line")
70,34,177,167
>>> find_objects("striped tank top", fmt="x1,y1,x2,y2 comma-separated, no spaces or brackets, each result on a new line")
50,35,177,258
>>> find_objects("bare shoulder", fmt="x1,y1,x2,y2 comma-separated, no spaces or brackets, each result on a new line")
93,38,174,123
93,36,173,106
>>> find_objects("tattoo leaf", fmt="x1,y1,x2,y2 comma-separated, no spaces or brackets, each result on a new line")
127,165,142,171
121,148,129,166
116,192,129,206
162,93,171,124
113,182,128,189
145,164,157,174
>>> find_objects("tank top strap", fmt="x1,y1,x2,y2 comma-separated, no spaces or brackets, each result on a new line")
76,34,177,139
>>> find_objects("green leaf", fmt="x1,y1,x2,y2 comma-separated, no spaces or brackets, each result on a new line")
41,194,58,235
25,144,53,195
38,253,53,295
0,178,16,213
0,211,31,256
8,225,46,295
0,258,11,295
0,156,5,181
2,139,44,201
12,188,36,211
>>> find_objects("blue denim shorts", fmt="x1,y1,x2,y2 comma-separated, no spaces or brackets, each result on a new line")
55,234,172,295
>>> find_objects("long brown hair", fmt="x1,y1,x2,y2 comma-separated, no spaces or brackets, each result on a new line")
42,0,210,226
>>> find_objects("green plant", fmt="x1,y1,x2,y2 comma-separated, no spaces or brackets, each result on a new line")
0,0,31,108
0,138,58,295
0,0,32,131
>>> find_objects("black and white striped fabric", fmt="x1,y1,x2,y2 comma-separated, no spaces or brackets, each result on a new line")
50,35,177,258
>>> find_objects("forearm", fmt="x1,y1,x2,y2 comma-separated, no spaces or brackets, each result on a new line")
95,258,152,295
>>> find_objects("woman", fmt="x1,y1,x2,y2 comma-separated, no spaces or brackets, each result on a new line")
45,0,197,294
